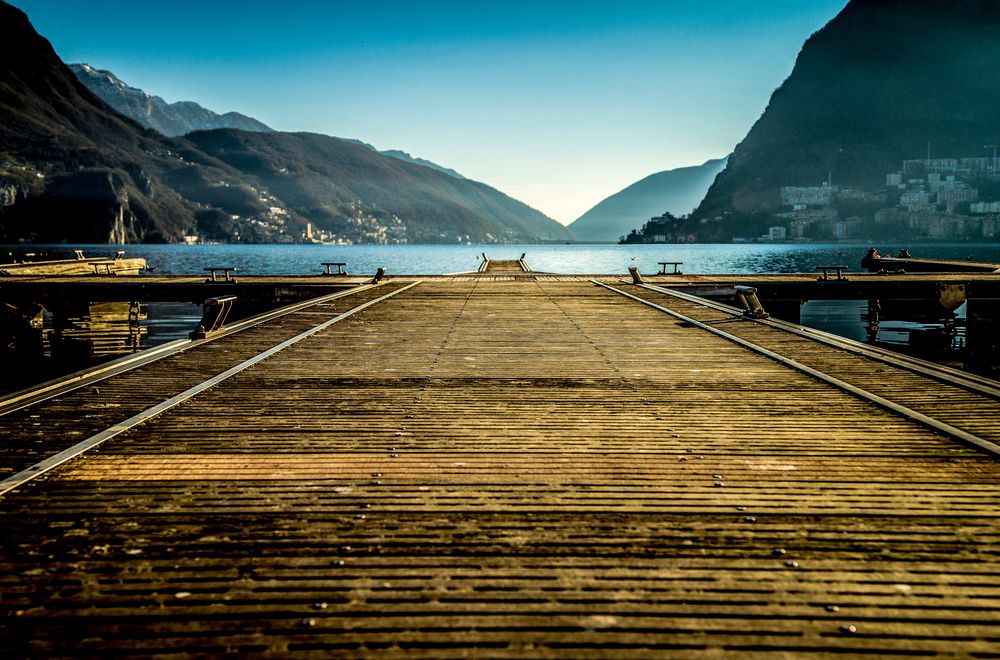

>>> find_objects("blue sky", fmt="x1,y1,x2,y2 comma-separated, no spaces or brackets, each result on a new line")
14,0,848,223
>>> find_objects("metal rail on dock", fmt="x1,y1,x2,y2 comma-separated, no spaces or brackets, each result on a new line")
633,281,1000,400
595,280,1000,459
0,281,422,496
0,283,384,418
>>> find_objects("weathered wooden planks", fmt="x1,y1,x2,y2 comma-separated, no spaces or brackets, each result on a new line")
0,283,409,478
1,279,999,657
621,283,1000,446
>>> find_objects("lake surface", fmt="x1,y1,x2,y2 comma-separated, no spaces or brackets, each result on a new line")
6,241,1000,276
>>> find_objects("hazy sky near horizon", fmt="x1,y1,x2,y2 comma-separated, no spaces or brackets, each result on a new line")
14,0,847,224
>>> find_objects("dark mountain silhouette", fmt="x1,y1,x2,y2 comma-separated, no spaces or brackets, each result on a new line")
0,1,229,242
70,64,273,137
569,157,727,242
688,0,1000,240
0,0,567,243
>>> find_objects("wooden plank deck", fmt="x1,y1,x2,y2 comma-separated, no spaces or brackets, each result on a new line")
4,270,999,301
1,278,999,657
0,283,409,476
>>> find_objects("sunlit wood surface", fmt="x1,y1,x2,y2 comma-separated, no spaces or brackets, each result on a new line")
1,279,998,657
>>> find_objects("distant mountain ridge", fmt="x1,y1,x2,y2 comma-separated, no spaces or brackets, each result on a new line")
183,129,566,243
0,1,567,244
568,157,727,242
380,150,465,179
340,139,465,179
71,66,468,181
70,63,273,136
687,0,1000,240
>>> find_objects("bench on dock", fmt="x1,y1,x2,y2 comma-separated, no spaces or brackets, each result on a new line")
205,267,237,283
321,262,348,276
658,262,683,275
817,265,849,281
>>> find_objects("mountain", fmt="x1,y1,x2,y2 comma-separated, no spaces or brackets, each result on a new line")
184,129,569,243
337,140,465,179
70,64,272,137
0,0,567,244
568,157,727,242
687,0,1000,240
0,1,243,242
379,150,465,179
73,65,467,181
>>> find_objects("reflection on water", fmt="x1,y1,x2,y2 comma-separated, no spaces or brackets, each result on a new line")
1,301,203,395
144,302,204,344
801,300,869,343
46,302,146,360
801,299,967,367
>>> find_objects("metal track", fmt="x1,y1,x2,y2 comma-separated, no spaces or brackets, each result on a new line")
0,283,381,418
595,280,1000,459
0,281,421,496
633,280,1000,400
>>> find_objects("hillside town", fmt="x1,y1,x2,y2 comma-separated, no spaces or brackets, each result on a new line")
624,154,1000,243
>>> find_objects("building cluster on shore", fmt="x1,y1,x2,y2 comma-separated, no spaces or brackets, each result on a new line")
770,156,1000,242
624,155,1000,244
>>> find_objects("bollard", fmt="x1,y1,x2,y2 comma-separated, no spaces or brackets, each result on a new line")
372,267,385,284
628,267,644,284
734,285,769,319
190,296,236,339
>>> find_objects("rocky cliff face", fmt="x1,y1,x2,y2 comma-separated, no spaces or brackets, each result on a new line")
70,64,273,137
688,0,1000,239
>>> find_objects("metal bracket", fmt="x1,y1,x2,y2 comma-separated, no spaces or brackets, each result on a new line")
817,265,849,281
190,296,236,340
322,262,347,276
205,267,237,283
735,285,769,319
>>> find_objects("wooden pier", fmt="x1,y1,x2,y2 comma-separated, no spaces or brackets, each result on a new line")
0,251,146,277
1,274,999,657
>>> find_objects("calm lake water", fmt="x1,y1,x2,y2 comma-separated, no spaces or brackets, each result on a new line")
2,242,997,393
6,241,1000,276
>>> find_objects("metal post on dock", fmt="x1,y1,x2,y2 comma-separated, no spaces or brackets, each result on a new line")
734,285,769,319
628,267,643,284
865,299,881,343
190,296,237,340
